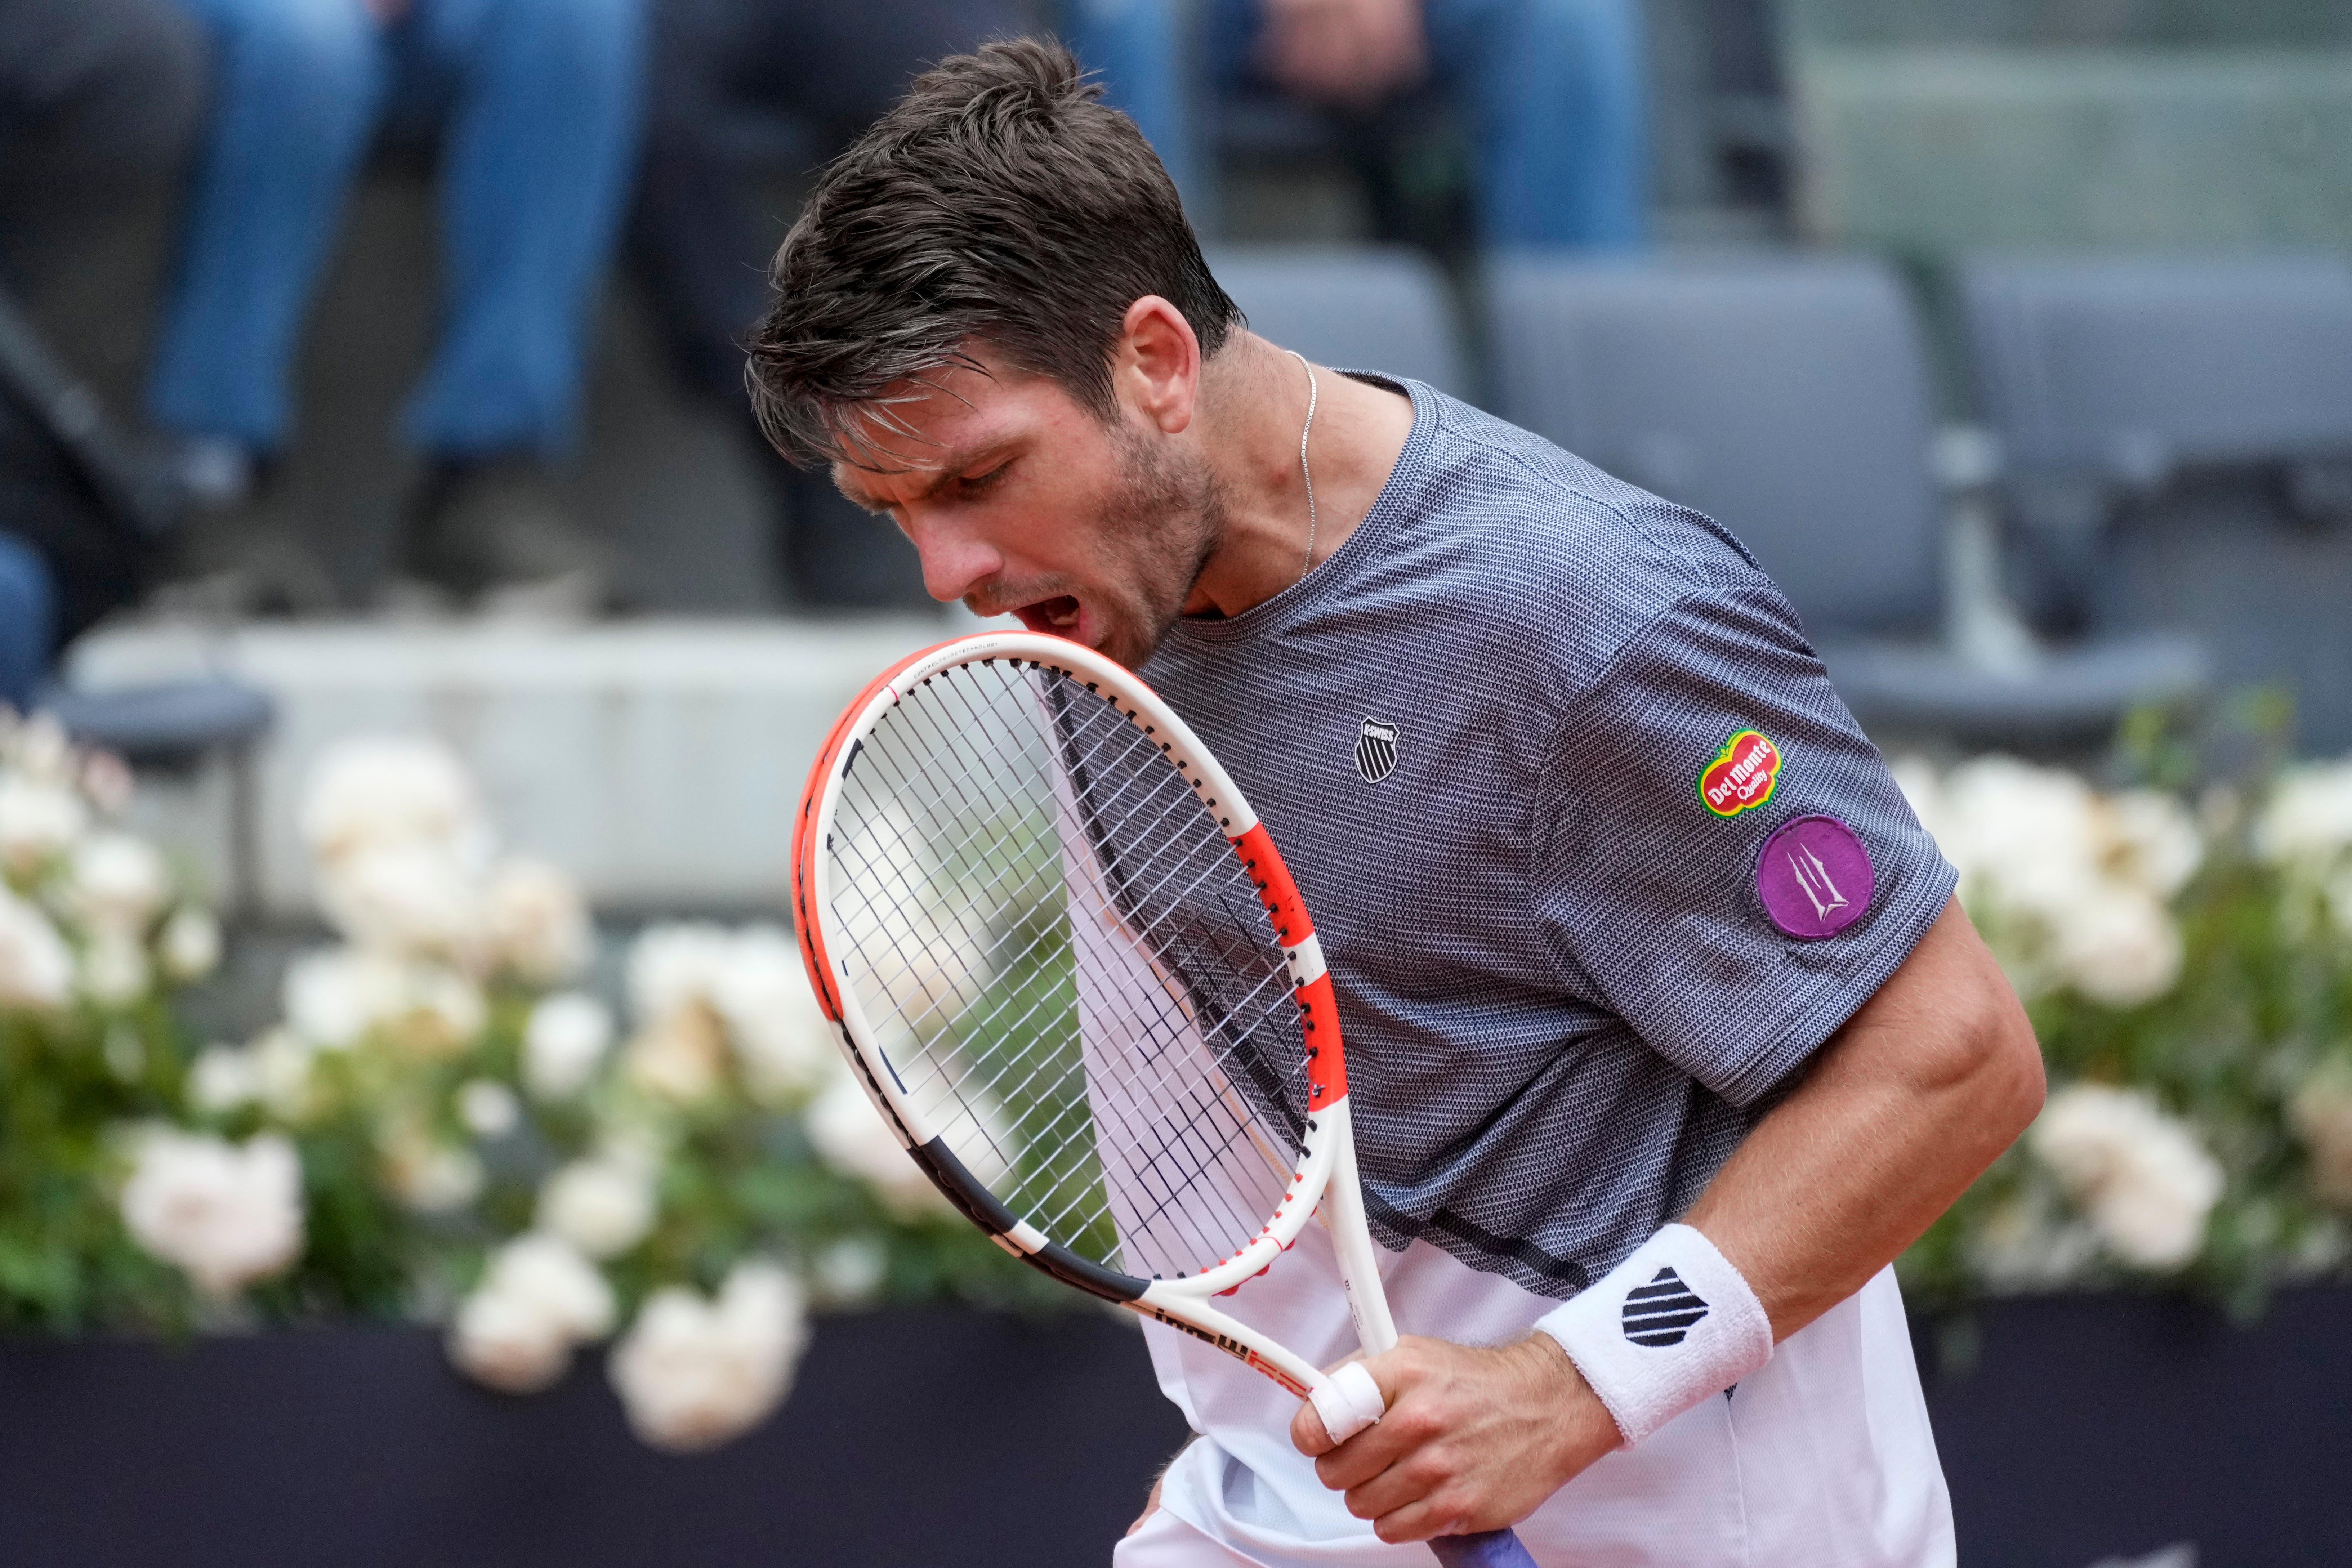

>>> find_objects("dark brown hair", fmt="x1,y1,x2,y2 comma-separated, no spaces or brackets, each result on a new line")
744,38,1240,466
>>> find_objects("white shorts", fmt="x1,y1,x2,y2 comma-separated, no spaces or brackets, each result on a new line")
1128,1247,1956,1568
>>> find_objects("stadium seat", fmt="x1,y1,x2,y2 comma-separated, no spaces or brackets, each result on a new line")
1484,252,2206,744
1960,254,2352,750
1205,245,1471,398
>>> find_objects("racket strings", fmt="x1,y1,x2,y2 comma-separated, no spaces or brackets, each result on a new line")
824,660,1312,1279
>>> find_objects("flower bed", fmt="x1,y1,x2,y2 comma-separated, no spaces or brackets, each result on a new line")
6,704,2352,1467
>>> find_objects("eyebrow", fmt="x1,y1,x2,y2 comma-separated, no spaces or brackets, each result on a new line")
836,441,1016,513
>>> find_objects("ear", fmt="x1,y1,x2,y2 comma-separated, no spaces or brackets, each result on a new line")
1112,295,1204,437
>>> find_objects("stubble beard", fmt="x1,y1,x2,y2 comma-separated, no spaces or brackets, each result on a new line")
1090,426,1226,669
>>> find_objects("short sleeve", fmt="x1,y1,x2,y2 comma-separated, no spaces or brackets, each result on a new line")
1533,581,1956,1107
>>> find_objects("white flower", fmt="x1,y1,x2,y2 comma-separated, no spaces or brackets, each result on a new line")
446,1232,615,1394
2051,890,2183,1009
2031,1084,2224,1270
710,927,836,1101
78,929,151,1008
1,711,73,784
379,1125,485,1214
0,773,87,873
1963,1193,2102,1293
810,1236,888,1306
483,857,590,984
448,1282,575,1394
65,832,170,933
119,1129,304,1297
79,749,133,816
608,1261,809,1452
522,992,614,1099
300,736,488,867
158,906,222,982
283,947,413,1048
457,1078,521,1138
2103,790,2203,899
316,841,483,957
0,888,72,1008
247,1028,321,1121
537,1154,657,1259
627,923,736,1025
2255,761,2352,866
804,1067,928,1210
188,1043,262,1114
2290,1059,2352,1209
280,948,481,1055
623,1006,728,1103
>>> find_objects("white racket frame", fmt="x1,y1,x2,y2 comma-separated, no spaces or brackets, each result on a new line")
793,630,1398,1401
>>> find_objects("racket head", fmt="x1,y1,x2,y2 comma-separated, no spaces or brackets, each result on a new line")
792,632,1347,1308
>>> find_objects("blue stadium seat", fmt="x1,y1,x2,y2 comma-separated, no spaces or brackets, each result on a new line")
1960,254,2352,750
1204,245,1470,398
1484,251,2206,743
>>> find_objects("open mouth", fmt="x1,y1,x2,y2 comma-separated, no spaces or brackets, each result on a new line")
1014,595,1083,635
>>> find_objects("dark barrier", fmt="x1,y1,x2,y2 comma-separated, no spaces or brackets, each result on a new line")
0,1307,1188,1568
1,1290,2346,1566
1920,1285,2352,1568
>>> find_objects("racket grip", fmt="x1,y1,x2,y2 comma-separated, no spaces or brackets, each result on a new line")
1430,1528,1539,1568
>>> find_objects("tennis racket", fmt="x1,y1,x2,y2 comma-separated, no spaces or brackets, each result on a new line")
792,630,1537,1568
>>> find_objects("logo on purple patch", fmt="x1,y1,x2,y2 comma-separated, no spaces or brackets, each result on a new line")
1756,816,1873,939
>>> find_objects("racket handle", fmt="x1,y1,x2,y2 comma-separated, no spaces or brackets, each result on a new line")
1430,1528,1539,1568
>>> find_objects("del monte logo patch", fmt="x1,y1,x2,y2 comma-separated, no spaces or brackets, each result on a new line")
1698,729,1782,817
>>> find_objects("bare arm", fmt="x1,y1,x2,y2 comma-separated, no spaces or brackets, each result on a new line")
1291,897,2044,1543
1684,896,2045,1336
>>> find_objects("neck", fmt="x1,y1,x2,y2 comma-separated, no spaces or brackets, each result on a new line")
1181,331,1413,620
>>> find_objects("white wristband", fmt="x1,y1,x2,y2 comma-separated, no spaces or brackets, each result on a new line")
1307,1360,1387,1446
1533,1223,1773,1447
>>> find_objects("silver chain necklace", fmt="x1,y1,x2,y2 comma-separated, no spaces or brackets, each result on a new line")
1289,349,1318,581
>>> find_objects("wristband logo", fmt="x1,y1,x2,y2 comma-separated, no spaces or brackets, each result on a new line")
1697,730,1781,818
1621,1266,1710,1347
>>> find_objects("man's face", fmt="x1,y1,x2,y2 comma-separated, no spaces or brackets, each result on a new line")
830,352,1223,669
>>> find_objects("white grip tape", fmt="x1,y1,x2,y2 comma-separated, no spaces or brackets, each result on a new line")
1307,1360,1387,1446
1533,1223,1773,1447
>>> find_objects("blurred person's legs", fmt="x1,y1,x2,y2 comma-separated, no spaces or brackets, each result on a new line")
634,0,1018,610
1106,0,1647,249
392,0,643,618
1421,0,1647,246
146,0,384,612
0,533,56,712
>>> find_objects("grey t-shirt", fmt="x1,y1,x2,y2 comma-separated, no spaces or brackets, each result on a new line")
1139,377,1956,1300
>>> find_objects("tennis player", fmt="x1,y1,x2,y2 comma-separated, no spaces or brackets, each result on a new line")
747,39,2043,1568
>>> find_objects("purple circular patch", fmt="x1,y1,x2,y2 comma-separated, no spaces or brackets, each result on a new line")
1756,815,1874,939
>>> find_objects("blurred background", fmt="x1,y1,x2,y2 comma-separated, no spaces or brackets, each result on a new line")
2,2,2351,1566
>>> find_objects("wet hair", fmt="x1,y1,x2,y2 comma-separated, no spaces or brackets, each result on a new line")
743,37,1240,466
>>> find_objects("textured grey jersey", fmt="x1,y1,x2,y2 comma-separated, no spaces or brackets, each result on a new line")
1139,377,1956,1300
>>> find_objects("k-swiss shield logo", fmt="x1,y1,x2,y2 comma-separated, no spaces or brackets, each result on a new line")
1355,718,1400,783
1621,1266,1710,1347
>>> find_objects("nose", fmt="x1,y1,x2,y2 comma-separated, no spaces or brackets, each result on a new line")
902,510,1002,605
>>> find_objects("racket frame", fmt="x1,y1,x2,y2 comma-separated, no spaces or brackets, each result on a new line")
793,630,1398,1399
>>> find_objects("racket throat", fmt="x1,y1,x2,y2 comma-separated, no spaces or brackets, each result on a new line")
1316,1099,1401,1357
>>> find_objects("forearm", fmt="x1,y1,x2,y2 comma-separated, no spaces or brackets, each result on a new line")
1682,898,2043,1339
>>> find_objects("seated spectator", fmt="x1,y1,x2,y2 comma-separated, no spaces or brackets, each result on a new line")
632,0,1028,610
1,0,206,701
148,0,644,618
1071,0,1649,248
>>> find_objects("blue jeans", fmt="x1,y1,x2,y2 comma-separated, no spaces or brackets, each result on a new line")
148,0,644,459
0,535,55,713
1069,0,1648,247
